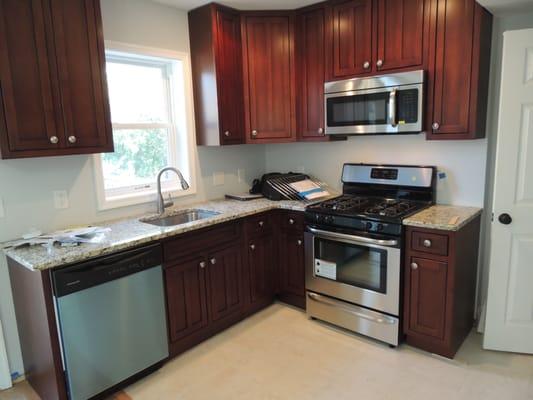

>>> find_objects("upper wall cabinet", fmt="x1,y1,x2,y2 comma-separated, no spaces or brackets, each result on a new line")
295,5,327,140
189,4,245,146
426,0,492,139
241,13,296,143
326,0,429,79
0,0,113,159
327,0,373,78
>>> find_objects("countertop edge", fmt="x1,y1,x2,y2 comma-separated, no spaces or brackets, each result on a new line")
403,207,483,232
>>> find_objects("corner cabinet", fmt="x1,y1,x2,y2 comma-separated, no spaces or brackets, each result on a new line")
426,0,492,139
403,216,481,358
241,13,296,143
0,0,113,159
189,4,245,146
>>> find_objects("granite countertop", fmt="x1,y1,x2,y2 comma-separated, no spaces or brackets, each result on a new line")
2,198,310,272
403,205,482,231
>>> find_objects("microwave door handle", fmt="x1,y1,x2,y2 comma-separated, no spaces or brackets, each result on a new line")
389,89,398,127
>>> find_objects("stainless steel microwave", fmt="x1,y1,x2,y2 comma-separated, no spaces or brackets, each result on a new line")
324,70,424,135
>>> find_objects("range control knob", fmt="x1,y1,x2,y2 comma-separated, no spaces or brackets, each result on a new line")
365,222,373,231
377,223,384,232
325,216,334,224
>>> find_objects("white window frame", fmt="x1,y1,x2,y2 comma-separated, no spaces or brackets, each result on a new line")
93,41,197,210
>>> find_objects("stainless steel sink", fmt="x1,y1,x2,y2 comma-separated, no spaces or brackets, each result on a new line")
141,209,220,227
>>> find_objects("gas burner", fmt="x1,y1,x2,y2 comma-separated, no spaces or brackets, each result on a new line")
320,196,368,211
365,200,416,217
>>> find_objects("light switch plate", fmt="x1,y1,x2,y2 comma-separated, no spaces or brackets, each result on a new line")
213,172,225,186
53,190,69,209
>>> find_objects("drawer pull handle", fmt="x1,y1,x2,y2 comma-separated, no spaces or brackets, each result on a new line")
297,239,302,246
289,218,295,225
199,261,206,269
258,221,264,227
250,244,255,251
210,258,216,265
411,263,418,270
423,239,432,248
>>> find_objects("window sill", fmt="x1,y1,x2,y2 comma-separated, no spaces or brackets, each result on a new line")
97,187,197,211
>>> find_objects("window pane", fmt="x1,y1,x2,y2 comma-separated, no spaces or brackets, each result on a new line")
106,61,169,123
102,129,170,190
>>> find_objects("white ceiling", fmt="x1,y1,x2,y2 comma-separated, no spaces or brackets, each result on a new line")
154,0,533,15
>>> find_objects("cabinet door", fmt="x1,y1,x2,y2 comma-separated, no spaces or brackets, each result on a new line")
297,7,326,140
247,235,275,309
407,257,448,339
215,7,244,145
165,257,209,343
330,0,373,78
49,0,112,150
279,231,305,299
206,244,244,323
242,15,295,142
0,0,62,154
376,0,426,72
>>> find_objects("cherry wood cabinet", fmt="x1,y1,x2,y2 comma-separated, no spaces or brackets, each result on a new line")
0,0,113,159
327,0,373,78
241,13,296,143
165,255,209,343
295,6,327,140
277,211,306,309
375,0,429,72
426,0,492,139
243,213,276,314
189,4,245,146
403,216,481,358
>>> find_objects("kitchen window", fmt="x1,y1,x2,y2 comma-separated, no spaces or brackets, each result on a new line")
93,42,196,210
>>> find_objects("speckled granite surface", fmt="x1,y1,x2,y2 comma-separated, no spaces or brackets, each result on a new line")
2,198,311,271
403,205,482,231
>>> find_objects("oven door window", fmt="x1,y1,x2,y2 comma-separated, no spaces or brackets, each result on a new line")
314,237,387,294
326,91,390,127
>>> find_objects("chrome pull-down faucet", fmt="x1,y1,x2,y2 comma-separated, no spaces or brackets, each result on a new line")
156,167,190,214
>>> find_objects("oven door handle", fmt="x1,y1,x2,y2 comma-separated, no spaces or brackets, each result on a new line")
307,293,397,325
307,227,398,247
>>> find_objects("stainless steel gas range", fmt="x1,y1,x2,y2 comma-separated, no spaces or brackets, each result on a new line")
304,163,436,346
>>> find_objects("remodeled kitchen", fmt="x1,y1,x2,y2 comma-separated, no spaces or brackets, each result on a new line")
0,0,532,399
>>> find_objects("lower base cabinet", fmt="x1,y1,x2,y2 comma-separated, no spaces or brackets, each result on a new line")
403,216,481,358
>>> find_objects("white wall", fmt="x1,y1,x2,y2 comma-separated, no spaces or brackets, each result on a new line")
266,135,488,206
0,0,265,377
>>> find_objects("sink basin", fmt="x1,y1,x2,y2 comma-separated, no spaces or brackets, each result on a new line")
141,209,221,227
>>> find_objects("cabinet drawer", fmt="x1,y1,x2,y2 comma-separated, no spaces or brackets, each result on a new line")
163,222,240,262
244,213,273,236
280,211,304,231
410,230,449,256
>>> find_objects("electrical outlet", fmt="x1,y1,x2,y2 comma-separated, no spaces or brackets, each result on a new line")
237,169,245,183
0,197,4,218
213,172,225,186
53,190,69,209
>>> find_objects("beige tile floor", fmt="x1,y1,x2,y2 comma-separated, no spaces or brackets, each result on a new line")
2,303,533,400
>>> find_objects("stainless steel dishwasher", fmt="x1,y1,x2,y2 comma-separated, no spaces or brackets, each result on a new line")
52,244,168,400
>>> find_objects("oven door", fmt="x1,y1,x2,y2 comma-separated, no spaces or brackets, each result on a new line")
324,84,422,135
305,227,401,316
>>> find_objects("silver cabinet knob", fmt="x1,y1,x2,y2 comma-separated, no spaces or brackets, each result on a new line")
432,122,440,130
258,221,264,227
251,130,258,138
210,258,216,265
317,127,324,135
363,61,370,69
423,239,432,248
250,244,255,250
289,218,295,225
68,135,77,144
224,131,230,137
199,261,206,269
297,239,302,246
411,262,418,270
49,136,59,144
376,59,383,68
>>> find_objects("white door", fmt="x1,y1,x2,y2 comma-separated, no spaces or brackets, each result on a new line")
484,29,533,353
0,320,11,390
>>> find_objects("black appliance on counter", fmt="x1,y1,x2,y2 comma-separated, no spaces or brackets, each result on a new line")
304,163,436,346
